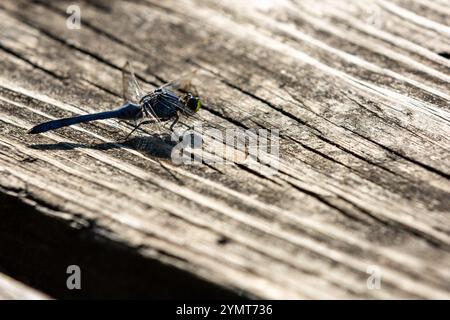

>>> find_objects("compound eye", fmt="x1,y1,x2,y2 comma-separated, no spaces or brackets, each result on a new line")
194,98,201,112
187,97,200,112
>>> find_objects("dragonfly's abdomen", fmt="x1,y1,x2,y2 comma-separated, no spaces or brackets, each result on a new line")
27,110,121,134
27,103,141,134
115,103,142,120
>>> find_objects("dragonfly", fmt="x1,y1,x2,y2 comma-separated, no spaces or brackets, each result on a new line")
27,61,202,138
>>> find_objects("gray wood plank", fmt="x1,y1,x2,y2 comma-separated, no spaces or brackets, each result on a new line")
0,273,49,300
0,0,448,298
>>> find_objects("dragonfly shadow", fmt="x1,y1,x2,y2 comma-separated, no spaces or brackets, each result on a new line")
29,134,178,160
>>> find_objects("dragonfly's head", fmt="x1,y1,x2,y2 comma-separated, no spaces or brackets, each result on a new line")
181,93,201,115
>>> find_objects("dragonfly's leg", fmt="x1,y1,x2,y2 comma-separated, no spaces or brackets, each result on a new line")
125,108,150,140
125,120,153,140
125,124,142,140
142,106,151,119
142,103,166,135
170,113,179,132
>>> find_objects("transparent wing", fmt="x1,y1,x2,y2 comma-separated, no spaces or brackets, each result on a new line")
142,93,167,134
159,70,267,131
122,61,145,104
160,69,199,96
122,61,168,135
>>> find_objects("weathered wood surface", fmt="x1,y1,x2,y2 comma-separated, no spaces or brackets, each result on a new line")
0,0,449,299
0,272,49,300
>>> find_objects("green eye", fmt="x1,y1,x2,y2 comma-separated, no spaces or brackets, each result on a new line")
195,99,201,112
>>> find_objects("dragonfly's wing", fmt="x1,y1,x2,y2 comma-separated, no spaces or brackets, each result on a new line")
122,61,145,104
160,69,199,96
122,61,167,133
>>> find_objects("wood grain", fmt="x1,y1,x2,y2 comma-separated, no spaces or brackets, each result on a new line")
0,273,49,300
0,0,449,298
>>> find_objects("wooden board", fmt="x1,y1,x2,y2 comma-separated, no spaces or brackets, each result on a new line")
0,273,49,300
0,0,449,299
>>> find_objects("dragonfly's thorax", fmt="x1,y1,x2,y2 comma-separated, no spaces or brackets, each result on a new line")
140,89,181,121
